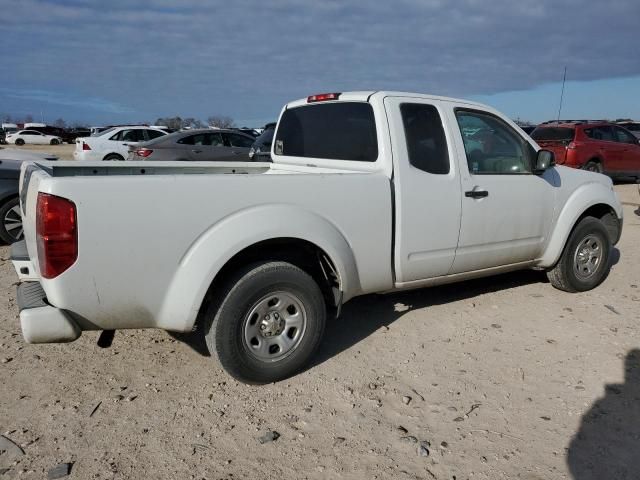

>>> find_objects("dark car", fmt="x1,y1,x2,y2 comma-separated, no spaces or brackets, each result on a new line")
67,127,91,143
248,123,276,161
0,129,6,145
0,159,23,243
30,126,74,144
531,120,640,179
234,127,259,137
127,128,256,161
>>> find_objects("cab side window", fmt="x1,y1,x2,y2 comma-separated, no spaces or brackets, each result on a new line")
400,103,449,174
455,110,534,174
614,126,637,144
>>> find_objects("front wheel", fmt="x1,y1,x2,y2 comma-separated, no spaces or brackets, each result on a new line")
203,261,326,384
547,217,611,292
15,138,25,146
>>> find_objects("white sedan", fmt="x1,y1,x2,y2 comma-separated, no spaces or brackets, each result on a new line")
74,126,167,161
6,130,63,146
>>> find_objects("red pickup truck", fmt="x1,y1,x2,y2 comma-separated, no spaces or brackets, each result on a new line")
531,121,640,180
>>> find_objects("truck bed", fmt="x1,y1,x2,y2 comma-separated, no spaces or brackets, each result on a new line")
20,160,394,334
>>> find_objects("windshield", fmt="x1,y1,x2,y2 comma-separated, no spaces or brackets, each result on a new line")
531,127,575,142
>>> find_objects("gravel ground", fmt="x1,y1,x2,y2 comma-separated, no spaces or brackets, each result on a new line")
0,184,639,480
0,143,75,161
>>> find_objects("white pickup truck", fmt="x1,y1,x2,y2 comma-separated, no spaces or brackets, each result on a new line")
11,91,623,384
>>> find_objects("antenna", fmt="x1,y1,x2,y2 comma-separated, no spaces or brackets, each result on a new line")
557,66,567,123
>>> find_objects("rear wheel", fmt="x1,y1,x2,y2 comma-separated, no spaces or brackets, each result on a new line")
547,217,611,292
15,138,25,146
583,160,602,173
203,261,326,384
0,197,23,244
103,153,124,161
50,139,59,145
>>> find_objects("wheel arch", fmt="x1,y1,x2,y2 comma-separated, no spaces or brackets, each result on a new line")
538,184,622,268
102,152,124,160
156,204,361,332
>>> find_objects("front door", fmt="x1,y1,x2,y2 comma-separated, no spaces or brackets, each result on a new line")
384,97,462,284
613,126,640,175
447,108,556,273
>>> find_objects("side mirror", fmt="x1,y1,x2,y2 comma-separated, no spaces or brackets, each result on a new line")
534,149,555,174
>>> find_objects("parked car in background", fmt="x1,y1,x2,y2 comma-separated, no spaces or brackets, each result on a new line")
616,121,640,139
29,126,73,144
2,123,19,137
531,121,640,179
6,130,63,146
74,126,167,161
67,128,91,143
127,128,255,161
248,122,276,161
0,148,58,243
234,127,259,137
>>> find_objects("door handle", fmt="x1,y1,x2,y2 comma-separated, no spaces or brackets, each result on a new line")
465,189,489,198
192,149,202,153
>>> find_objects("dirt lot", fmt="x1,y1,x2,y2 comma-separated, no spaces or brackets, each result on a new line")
0,185,639,480
1,143,75,161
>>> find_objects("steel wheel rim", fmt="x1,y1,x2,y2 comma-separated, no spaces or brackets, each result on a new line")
573,234,602,279
3,205,23,241
243,291,307,362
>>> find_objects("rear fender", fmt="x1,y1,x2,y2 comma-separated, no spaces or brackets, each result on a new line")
157,204,360,332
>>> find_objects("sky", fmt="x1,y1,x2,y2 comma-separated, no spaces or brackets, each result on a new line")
0,0,638,127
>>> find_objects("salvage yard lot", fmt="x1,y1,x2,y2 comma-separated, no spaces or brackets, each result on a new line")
0,185,639,479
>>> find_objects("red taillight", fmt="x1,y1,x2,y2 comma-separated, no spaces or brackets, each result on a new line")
82,142,91,151
135,148,153,158
36,193,77,279
307,92,341,103
566,141,576,150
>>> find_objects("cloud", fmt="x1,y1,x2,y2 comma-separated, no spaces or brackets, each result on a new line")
0,88,133,114
0,0,638,122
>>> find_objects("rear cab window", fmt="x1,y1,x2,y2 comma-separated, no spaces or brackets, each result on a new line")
274,102,378,162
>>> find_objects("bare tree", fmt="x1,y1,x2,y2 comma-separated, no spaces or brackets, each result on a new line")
1,114,11,123
207,115,235,129
53,118,67,128
24,114,34,123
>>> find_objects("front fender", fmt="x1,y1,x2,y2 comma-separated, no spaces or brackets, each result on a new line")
157,204,361,332
538,181,622,268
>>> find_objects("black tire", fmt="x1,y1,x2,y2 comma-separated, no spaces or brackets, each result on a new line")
546,217,611,292
50,139,59,145
203,261,326,384
103,153,124,161
0,197,23,244
583,160,602,173
15,138,25,146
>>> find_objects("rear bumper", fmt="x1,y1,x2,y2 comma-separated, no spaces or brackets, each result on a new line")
11,241,81,343
17,282,81,343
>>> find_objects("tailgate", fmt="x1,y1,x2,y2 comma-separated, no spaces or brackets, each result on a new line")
17,162,50,276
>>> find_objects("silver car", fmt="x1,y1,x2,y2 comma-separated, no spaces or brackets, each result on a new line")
127,129,256,161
